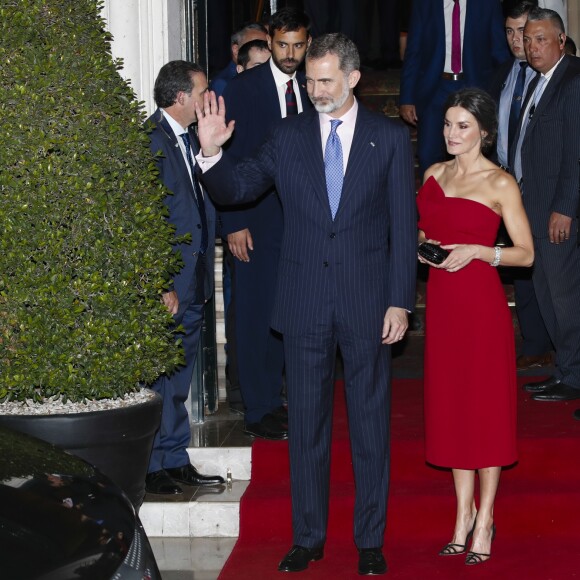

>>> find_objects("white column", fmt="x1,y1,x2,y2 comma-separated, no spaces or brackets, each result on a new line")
568,2,579,50
101,0,185,115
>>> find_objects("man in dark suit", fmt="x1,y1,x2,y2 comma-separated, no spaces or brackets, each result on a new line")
210,22,268,98
144,61,224,495
210,22,268,413
489,1,553,372
197,33,417,576
400,0,509,178
220,8,312,441
509,8,580,404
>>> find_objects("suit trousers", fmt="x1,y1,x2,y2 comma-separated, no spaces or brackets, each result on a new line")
532,230,580,389
148,302,205,472
284,317,392,549
513,274,552,356
234,194,285,424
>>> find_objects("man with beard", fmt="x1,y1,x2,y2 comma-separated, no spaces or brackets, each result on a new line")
196,33,417,575
219,8,312,440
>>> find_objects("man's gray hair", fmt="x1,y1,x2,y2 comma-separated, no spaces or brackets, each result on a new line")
231,22,268,46
306,33,360,75
527,6,565,34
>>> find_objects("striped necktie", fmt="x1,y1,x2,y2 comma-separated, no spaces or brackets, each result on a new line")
285,80,298,116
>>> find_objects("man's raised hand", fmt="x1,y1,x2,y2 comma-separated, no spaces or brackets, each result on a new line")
195,91,235,157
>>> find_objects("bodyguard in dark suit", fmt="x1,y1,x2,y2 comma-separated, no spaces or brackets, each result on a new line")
144,61,224,495
488,1,553,372
509,9,580,404
210,22,268,98
197,34,417,575
400,0,509,178
220,8,312,440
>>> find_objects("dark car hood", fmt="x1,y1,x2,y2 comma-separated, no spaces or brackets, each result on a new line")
0,426,137,580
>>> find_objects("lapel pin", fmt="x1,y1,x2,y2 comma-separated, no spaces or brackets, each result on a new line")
370,142,375,147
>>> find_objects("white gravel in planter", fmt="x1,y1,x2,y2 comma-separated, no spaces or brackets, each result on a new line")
0,389,156,415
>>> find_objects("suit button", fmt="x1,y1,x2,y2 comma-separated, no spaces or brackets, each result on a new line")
323,261,329,267
196,224,202,229
329,233,336,239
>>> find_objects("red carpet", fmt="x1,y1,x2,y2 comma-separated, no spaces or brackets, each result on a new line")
219,379,580,579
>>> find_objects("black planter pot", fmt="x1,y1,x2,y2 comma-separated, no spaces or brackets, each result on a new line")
0,390,162,510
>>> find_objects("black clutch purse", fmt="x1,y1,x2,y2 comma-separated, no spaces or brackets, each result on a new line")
418,242,449,265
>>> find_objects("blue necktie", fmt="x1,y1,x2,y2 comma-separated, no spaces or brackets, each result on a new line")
508,61,527,152
325,119,343,220
181,132,208,254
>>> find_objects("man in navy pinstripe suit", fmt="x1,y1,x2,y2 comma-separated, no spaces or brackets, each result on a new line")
196,34,417,575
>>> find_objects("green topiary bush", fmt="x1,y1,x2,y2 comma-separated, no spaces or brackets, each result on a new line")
0,0,183,402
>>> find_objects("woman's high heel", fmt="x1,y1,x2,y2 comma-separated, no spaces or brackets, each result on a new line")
438,521,476,556
465,524,496,565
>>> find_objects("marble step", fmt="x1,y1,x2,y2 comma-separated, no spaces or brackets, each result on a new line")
140,446,252,539
150,537,236,580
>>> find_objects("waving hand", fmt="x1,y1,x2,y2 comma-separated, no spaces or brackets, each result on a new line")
195,91,235,157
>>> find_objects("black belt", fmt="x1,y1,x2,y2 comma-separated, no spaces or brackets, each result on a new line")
441,72,464,81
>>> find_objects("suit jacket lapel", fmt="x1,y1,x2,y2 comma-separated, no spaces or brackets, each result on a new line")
296,72,312,112
264,64,283,120
338,106,375,219
526,57,568,137
156,110,196,197
509,72,540,168
299,112,327,214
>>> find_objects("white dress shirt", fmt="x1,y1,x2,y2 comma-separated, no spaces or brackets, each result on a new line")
161,108,195,182
270,58,304,117
443,0,467,74
319,98,359,173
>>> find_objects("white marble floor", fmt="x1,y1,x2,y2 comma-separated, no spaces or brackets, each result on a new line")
150,537,237,580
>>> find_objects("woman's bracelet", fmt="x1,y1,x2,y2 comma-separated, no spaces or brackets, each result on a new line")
490,246,502,267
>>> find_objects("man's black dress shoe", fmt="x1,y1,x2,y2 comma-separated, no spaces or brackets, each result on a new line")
358,548,387,575
523,375,561,393
244,413,288,440
145,469,182,495
271,405,288,425
573,409,580,421
531,383,580,401
278,545,324,572
165,464,225,486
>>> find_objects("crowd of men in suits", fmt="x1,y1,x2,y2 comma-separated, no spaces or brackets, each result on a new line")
141,0,579,574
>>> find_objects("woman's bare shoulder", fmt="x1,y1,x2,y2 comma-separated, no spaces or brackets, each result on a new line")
487,166,519,193
424,161,451,183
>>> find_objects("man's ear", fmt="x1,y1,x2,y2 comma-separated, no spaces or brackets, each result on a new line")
232,43,240,64
348,69,361,89
236,64,244,74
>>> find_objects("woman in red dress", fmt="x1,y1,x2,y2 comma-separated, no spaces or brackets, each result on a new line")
417,89,534,565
